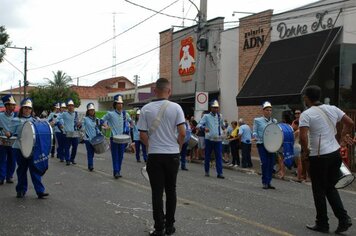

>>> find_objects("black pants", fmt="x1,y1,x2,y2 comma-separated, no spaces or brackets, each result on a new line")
229,140,240,165
241,142,252,168
147,153,180,231
309,150,349,226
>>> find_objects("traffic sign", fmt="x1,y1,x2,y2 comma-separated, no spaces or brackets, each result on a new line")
195,92,208,111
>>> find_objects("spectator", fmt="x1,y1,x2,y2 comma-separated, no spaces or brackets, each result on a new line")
238,118,253,168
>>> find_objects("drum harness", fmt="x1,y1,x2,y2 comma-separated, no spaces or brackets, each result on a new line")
148,100,170,137
310,106,337,157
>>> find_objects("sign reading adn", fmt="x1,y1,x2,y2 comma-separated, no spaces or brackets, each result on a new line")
195,92,208,111
179,36,196,82
276,11,334,40
243,27,266,50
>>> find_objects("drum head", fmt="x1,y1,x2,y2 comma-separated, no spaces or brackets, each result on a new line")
263,123,283,153
90,135,104,145
141,166,150,182
20,121,36,158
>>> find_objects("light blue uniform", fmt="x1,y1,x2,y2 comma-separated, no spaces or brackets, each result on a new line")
133,120,147,162
0,111,17,182
102,110,131,176
197,112,224,176
82,116,103,170
253,116,277,186
12,116,46,196
58,111,80,163
180,121,191,169
47,112,60,157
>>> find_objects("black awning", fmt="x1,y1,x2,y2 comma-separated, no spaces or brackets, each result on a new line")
236,27,342,106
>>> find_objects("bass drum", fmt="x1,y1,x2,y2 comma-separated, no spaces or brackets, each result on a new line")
263,123,293,153
20,120,53,176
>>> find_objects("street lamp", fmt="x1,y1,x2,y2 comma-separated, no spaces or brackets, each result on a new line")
232,11,255,17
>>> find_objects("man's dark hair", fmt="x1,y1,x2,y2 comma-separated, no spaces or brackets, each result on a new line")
155,78,170,90
303,85,321,102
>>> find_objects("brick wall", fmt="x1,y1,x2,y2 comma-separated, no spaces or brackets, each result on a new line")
159,29,173,85
238,11,273,156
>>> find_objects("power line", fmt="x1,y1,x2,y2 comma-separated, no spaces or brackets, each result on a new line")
3,57,24,75
28,0,182,71
75,28,195,79
125,0,197,22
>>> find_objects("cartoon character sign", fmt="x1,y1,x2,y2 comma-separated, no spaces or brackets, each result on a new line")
179,36,196,79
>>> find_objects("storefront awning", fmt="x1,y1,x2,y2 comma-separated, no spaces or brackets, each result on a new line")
236,27,342,106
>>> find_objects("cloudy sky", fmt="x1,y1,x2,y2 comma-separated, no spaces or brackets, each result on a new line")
0,0,319,91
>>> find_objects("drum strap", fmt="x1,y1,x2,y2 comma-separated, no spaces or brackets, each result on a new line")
148,100,170,136
311,106,337,135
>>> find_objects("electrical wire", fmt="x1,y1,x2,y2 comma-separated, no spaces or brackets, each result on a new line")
124,0,197,22
28,0,182,71
3,57,24,75
74,28,195,79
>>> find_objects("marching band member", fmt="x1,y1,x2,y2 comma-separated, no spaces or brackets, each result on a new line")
252,101,277,189
58,99,81,166
102,94,132,178
197,99,225,179
47,102,60,158
56,102,67,162
12,98,49,199
180,117,191,170
132,109,147,163
82,103,104,171
0,95,17,185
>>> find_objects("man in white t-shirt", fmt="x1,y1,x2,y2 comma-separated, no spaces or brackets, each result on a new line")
299,85,354,234
138,78,186,236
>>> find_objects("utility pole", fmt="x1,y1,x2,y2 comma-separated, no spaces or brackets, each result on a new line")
18,80,22,102
195,0,207,120
133,75,139,103
7,46,32,97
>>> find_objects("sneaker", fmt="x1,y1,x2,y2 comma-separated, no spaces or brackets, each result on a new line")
16,192,25,198
233,165,239,168
228,163,234,167
217,175,225,179
37,192,49,199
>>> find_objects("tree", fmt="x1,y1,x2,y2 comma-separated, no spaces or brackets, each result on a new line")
45,70,72,88
29,86,80,116
0,25,11,63
29,70,80,115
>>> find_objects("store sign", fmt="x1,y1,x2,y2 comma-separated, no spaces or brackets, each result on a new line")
243,27,266,50
277,11,334,40
179,36,196,81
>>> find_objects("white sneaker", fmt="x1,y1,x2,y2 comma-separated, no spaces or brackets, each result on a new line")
234,165,239,168
228,164,234,167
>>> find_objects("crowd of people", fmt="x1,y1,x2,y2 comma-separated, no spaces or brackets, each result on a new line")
0,81,355,235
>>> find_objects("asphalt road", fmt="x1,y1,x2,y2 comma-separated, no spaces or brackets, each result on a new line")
1,143,355,236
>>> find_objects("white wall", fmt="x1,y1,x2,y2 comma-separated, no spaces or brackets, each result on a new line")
77,99,99,114
220,27,239,123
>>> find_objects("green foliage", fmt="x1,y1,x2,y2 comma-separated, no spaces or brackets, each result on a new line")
28,70,80,115
0,25,11,63
95,111,107,119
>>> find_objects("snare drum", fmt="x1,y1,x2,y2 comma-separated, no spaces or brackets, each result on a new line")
0,136,17,146
263,123,294,153
66,131,81,138
188,134,199,149
335,162,355,189
90,135,109,154
113,134,131,144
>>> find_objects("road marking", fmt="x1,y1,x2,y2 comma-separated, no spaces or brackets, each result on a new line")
74,163,294,236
